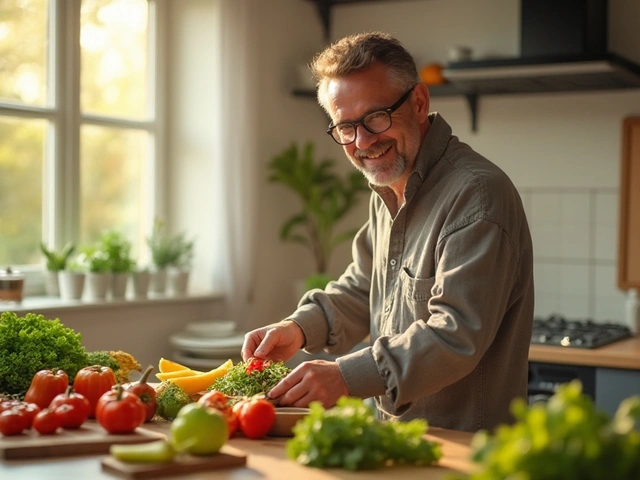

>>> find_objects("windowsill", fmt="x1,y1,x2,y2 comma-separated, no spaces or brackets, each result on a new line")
0,290,225,314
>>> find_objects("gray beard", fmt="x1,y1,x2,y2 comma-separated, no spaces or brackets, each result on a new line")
359,154,408,187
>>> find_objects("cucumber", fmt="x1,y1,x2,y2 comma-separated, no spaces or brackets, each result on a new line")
110,439,177,463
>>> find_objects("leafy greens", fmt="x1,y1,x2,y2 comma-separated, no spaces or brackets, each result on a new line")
0,312,89,395
287,397,442,470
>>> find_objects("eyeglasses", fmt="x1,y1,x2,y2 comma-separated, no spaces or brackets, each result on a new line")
326,86,415,145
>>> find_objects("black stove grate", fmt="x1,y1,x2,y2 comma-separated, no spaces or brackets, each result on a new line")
531,315,632,349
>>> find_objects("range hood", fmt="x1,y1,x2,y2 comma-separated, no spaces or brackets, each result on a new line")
442,0,640,95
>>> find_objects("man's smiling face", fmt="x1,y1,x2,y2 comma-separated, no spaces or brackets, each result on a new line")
325,62,423,189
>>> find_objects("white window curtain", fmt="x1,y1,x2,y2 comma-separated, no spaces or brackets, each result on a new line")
210,0,258,331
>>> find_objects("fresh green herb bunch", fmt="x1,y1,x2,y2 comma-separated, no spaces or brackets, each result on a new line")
0,312,89,395
99,230,136,273
287,396,442,470
40,242,75,271
210,360,291,398
450,380,640,480
146,219,194,269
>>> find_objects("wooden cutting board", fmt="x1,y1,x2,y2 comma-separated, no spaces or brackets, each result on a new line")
100,445,247,479
0,421,164,460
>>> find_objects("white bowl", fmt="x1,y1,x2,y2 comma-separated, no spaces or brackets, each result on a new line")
185,320,237,338
268,407,310,437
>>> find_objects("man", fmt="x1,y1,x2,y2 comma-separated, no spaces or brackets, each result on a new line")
242,32,534,432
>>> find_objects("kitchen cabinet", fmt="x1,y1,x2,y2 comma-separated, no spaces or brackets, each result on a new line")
618,117,640,290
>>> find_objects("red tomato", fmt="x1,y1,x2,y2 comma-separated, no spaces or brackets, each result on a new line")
33,409,62,435
237,398,276,439
96,385,146,434
0,409,29,436
226,409,239,438
13,402,41,429
245,358,270,376
23,369,69,409
198,392,238,439
0,400,21,413
124,365,157,422
73,365,117,418
49,388,90,428
198,391,231,413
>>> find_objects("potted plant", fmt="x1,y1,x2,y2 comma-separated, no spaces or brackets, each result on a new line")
146,219,194,294
99,230,135,299
130,264,151,298
58,257,86,301
40,242,75,296
77,247,111,301
268,141,369,293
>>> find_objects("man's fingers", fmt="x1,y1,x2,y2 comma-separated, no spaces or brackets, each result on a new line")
241,331,263,361
268,367,301,400
253,328,280,358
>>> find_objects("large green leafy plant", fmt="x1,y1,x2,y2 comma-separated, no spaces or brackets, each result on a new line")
268,142,369,288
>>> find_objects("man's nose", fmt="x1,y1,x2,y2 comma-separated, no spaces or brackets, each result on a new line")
354,125,379,151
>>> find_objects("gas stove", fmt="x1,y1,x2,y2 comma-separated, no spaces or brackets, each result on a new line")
531,315,632,349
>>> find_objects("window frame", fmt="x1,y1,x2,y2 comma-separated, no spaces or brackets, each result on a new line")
0,0,167,294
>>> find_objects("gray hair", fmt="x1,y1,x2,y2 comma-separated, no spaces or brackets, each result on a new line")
310,32,419,112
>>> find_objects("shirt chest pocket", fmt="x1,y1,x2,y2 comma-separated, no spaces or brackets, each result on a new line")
390,268,437,334
400,267,436,301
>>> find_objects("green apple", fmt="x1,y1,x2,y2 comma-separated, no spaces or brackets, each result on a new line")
171,403,228,455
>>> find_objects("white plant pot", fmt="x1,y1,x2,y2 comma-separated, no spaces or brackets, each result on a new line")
58,271,85,300
150,269,167,294
131,271,151,298
168,269,190,296
44,270,60,297
85,272,110,301
111,273,129,299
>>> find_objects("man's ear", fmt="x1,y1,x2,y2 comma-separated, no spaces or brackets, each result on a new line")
413,83,430,122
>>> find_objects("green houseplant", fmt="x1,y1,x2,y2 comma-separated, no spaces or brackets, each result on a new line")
268,142,369,290
40,242,76,297
99,231,136,299
146,219,194,294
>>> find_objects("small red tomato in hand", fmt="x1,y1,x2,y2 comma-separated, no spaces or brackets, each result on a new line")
0,409,29,436
33,409,62,435
96,384,146,434
124,365,157,422
73,365,117,418
237,397,276,439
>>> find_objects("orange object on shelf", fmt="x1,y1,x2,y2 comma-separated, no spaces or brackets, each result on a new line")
420,63,447,85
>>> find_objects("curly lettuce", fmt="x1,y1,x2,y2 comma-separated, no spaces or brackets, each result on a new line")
0,312,89,395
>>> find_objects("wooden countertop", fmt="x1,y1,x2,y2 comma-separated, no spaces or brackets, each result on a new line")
0,425,474,479
529,335,640,370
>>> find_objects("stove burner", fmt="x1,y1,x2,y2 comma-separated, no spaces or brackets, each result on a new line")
531,315,632,349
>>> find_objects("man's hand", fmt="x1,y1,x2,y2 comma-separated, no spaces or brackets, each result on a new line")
267,360,349,408
241,320,305,362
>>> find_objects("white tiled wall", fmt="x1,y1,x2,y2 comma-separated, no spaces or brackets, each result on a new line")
520,188,627,324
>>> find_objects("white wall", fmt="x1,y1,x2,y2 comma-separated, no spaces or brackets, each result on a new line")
169,0,640,330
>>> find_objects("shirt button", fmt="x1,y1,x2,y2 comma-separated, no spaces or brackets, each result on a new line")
390,259,397,266
384,305,390,313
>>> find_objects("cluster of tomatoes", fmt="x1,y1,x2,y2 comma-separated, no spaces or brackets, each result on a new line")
197,390,276,440
0,365,157,437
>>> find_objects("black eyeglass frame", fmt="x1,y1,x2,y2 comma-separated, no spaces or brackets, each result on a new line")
326,85,416,145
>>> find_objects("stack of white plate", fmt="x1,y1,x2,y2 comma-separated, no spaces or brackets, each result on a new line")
170,320,244,370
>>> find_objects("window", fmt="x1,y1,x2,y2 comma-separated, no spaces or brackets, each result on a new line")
0,0,164,291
